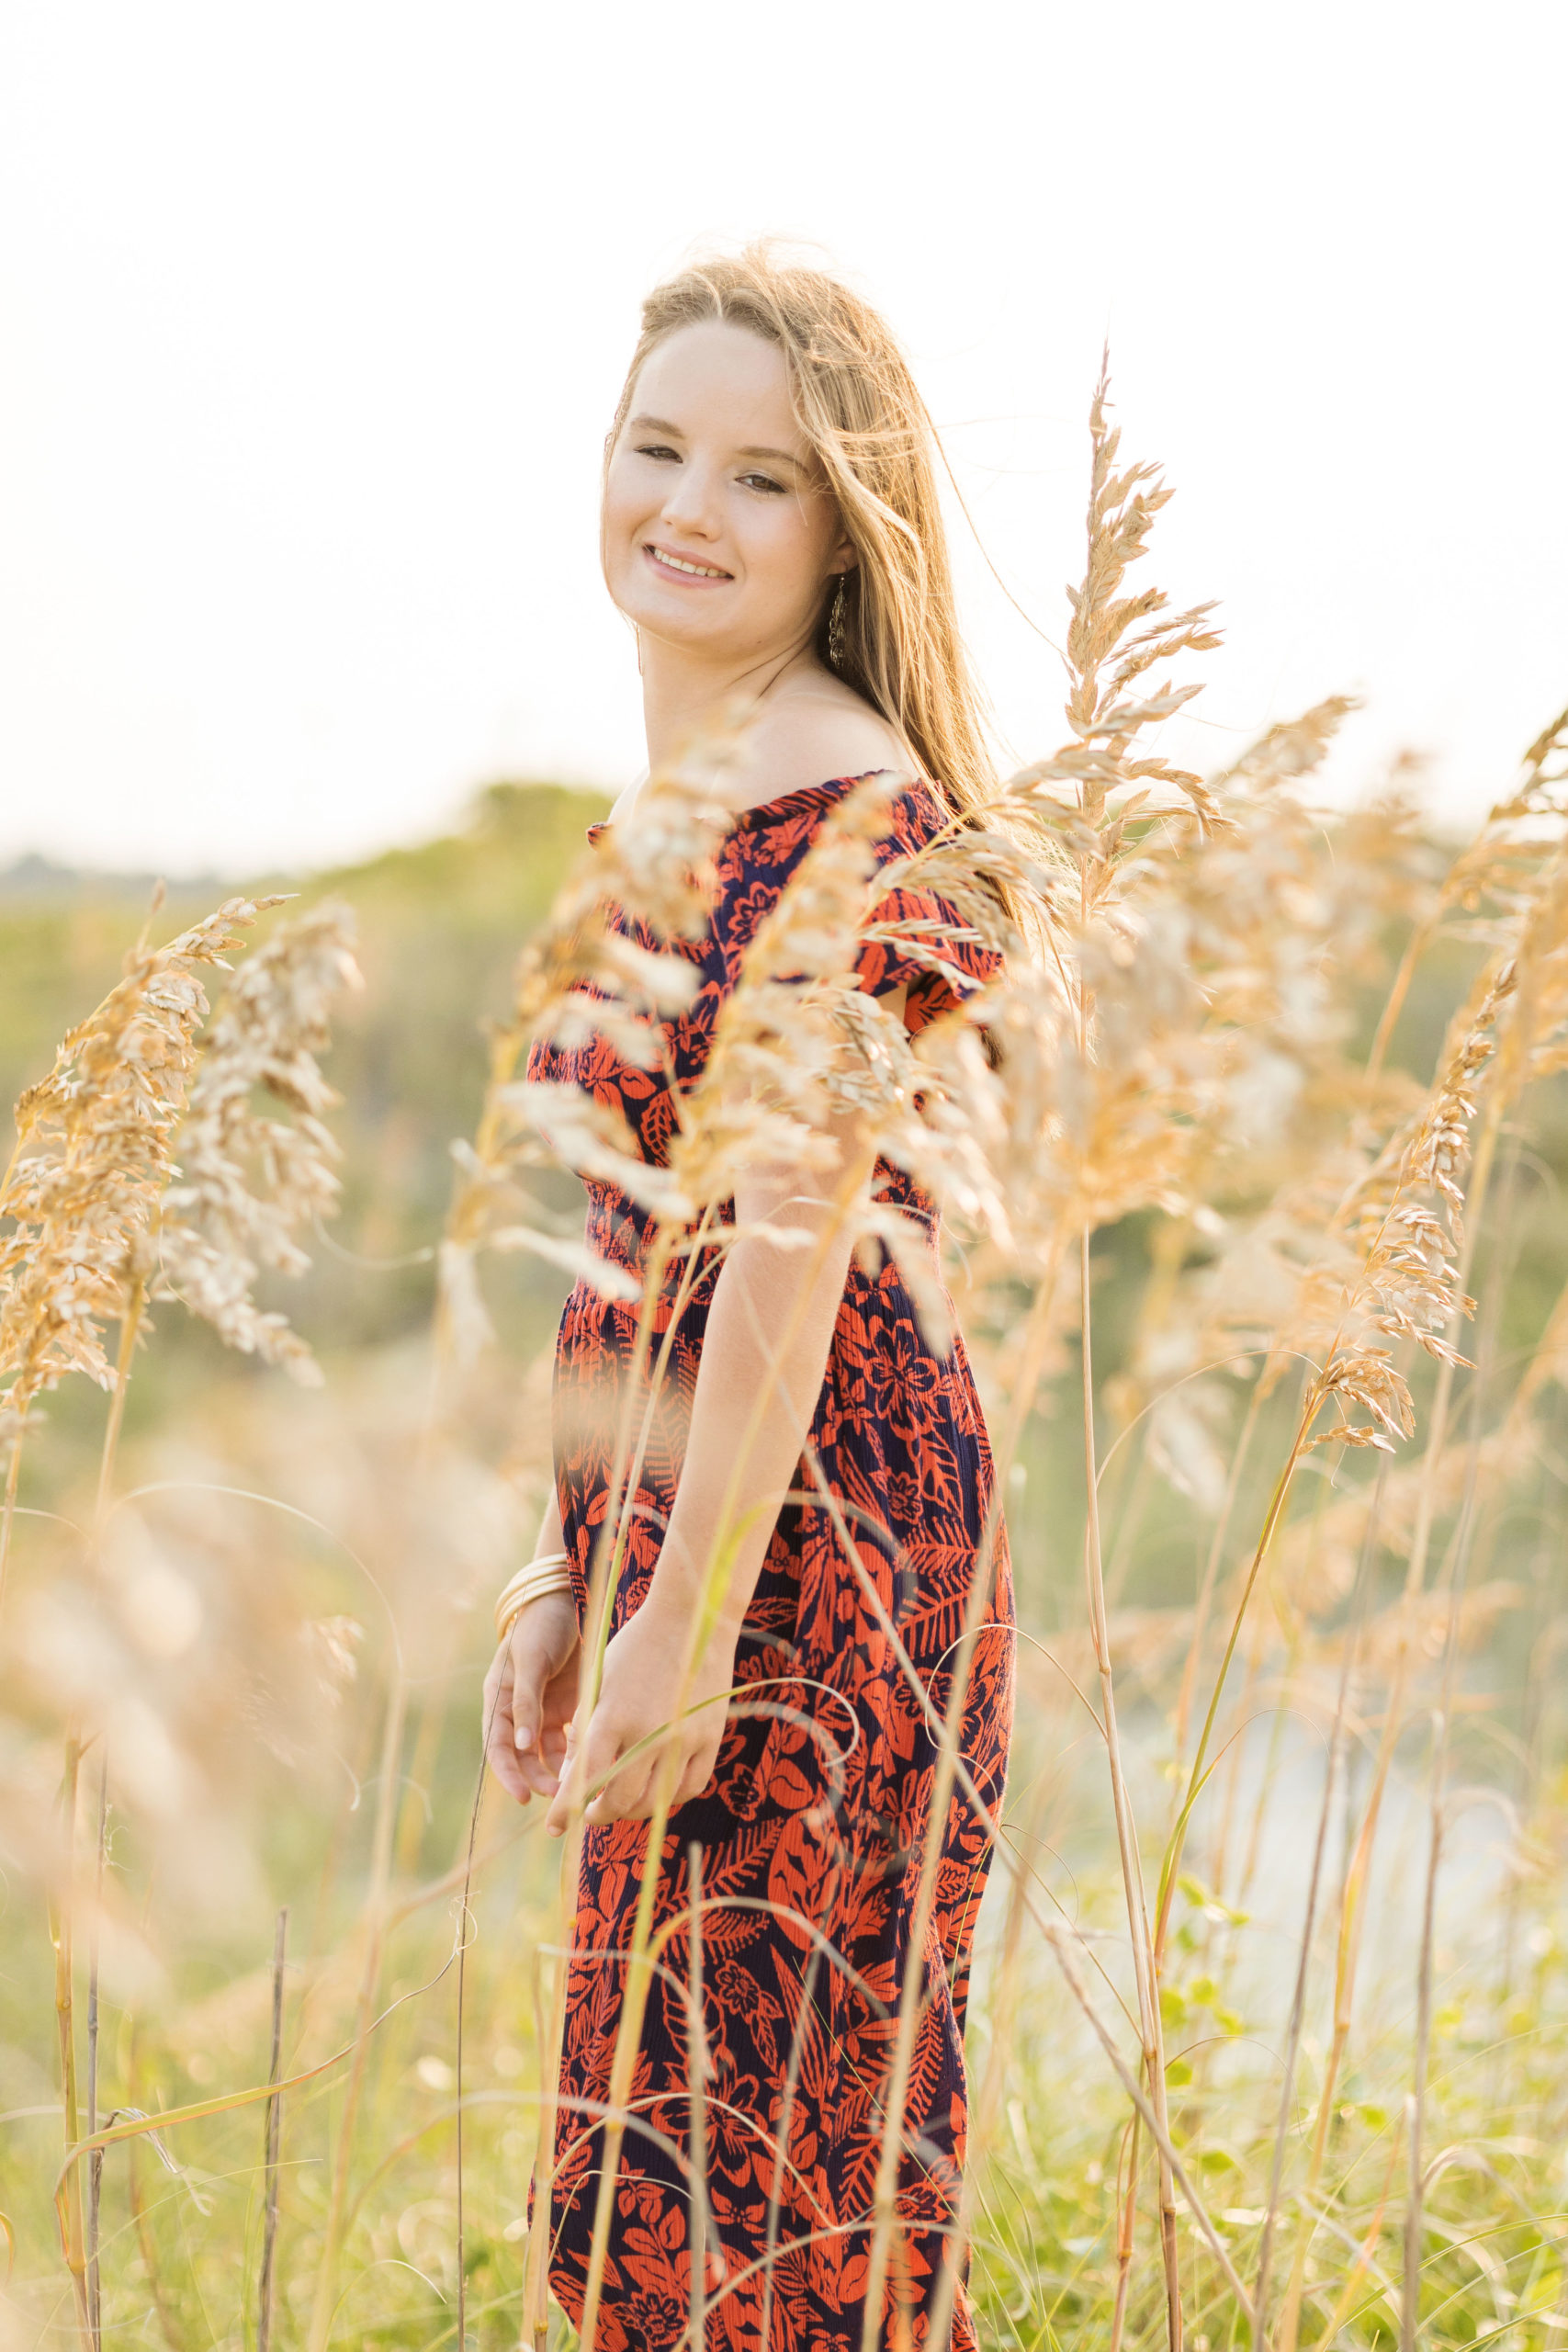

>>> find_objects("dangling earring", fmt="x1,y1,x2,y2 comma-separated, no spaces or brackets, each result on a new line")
829,575,848,671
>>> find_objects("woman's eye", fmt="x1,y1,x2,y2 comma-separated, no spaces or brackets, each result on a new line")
635,443,679,463
739,471,785,495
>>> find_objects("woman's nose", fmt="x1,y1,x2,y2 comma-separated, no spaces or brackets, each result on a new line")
660,460,722,539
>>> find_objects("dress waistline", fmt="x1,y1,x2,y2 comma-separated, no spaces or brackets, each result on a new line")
581,1175,940,1283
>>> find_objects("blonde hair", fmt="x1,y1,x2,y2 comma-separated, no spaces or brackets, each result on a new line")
607,243,994,836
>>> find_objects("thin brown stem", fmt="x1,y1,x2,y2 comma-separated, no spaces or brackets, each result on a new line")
1108,2113,1141,2352
258,1906,288,2352
1046,1926,1258,2331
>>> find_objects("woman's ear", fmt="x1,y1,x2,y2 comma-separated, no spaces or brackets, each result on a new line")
826,510,858,578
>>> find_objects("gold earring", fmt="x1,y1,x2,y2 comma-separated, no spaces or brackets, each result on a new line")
829,576,848,670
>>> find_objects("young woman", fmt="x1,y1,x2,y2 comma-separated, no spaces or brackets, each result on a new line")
482,248,1014,2352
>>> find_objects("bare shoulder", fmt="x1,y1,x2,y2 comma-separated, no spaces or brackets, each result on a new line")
736,676,910,809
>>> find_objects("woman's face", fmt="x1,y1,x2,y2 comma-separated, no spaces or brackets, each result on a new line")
602,320,852,668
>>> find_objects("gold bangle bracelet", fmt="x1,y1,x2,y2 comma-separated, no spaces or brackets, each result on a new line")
495,1577,573,1645
494,1553,571,1622
493,1552,573,1644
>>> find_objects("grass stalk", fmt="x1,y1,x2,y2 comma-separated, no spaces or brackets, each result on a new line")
1402,1262,1497,2352
1171,1378,1266,1768
1232,1611,1303,1918
571,1182,874,2350
1203,1609,1266,1920
0,1434,23,1630
685,1841,710,2352
757,1931,823,2352
51,1730,91,2346
1076,1227,1182,2352
1255,1462,1382,2327
521,1228,692,2346
1155,1415,1310,1966
85,1754,107,2350
1274,1063,1517,2350
68,1273,145,2349
124,2019,182,2352
306,1658,411,2352
857,1255,1065,2352
258,1906,288,2352
95,1276,145,1528
1046,1924,1258,2329
1303,2113,1407,2352
395,1682,450,1879
1108,2113,1142,2352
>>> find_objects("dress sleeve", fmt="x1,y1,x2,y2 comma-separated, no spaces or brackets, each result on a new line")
856,876,1000,1036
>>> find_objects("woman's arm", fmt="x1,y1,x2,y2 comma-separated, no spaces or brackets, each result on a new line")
543,1090,880,1834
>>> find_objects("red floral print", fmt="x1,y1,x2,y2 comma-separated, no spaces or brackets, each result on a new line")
527,777,1014,2349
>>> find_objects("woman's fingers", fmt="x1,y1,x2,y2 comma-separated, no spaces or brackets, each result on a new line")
495,1598,581,1808
582,1713,657,1826
672,1741,718,1808
481,1653,533,1805
542,1695,720,1833
592,1722,722,1823
513,1744,563,1802
507,1619,547,1755
543,1718,582,1838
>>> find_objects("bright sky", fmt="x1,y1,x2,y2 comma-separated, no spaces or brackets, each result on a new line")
3,2,1562,875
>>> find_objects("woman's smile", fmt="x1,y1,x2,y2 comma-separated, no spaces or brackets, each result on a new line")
642,539,733,582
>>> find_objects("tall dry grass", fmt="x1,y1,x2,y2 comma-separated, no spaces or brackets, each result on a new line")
2,375,1567,2352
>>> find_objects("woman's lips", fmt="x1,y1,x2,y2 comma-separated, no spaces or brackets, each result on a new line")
643,541,732,582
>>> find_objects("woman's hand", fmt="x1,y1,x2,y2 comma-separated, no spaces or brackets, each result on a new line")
544,1590,738,1836
481,1590,581,1806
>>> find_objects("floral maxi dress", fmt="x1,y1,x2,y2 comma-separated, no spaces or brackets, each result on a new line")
526,775,1015,2351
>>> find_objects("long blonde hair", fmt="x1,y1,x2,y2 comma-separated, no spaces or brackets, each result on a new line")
607,243,994,835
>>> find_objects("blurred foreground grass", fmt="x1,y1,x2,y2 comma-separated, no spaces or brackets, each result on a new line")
3,763,1568,2352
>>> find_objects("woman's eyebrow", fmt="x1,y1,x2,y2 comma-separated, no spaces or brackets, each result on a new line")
737,444,805,469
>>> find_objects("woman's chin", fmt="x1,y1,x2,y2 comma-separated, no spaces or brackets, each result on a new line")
621,605,742,661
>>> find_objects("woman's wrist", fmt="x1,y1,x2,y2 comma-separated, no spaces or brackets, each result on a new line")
644,1548,747,1655
494,1551,573,1645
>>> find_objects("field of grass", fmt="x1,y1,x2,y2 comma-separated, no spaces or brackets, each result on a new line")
4,385,1568,2352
